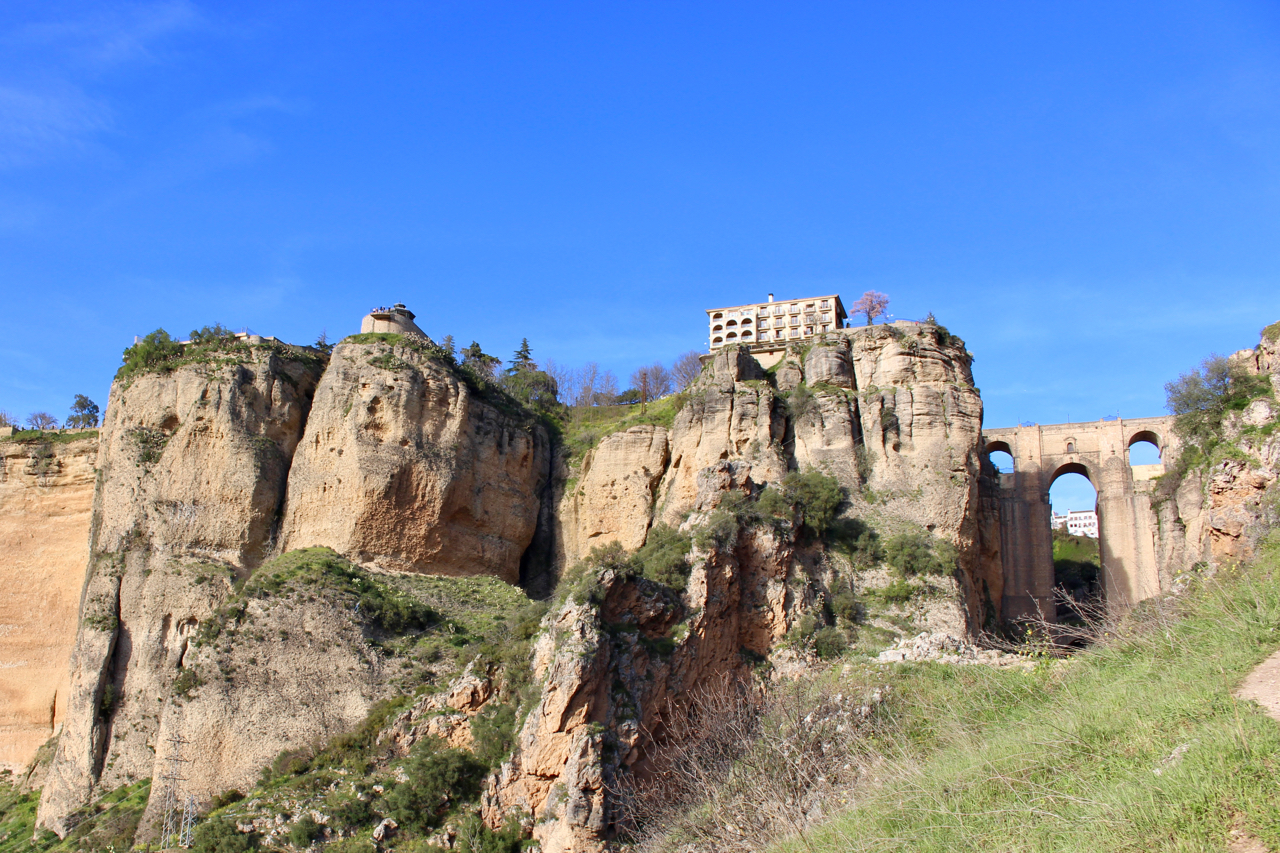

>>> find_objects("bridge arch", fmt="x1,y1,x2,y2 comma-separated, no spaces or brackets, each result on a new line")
986,440,1015,473
1049,460,1097,492
981,415,1177,622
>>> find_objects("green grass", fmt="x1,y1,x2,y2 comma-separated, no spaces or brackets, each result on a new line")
771,541,1280,852
0,430,98,445
0,777,151,853
561,394,688,460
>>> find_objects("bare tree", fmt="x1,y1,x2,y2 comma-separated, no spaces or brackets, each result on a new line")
850,290,890,326
0,410,16,428
25,411,59,431
543,359,574,400
596,370,619,405
672,351,703,391
575,363,601,407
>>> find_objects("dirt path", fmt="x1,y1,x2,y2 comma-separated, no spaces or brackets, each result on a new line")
1228,650,1280,852
1235,649,1280,722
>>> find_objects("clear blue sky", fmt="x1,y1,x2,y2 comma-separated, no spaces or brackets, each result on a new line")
3,2,1278,508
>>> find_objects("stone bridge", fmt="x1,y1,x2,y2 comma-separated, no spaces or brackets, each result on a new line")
982,416,1178,620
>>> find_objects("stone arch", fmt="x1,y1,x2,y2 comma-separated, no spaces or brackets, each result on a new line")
986,440,1015,473
1128,429,1162,452
1049,461,1097,492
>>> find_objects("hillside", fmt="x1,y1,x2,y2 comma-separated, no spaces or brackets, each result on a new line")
1,316,1277,853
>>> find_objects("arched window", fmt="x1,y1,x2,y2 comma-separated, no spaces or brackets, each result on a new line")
726,331,738,340
712,324,723,332
742,329,753,338
712,336,724,346
726,319,738,327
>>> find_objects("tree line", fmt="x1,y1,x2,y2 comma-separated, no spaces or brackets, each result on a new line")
0,395,100,432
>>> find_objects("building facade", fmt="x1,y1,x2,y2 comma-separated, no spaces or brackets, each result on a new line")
707,294,847,360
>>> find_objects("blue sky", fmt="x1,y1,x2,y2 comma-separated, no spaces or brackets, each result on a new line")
2,1,1278,511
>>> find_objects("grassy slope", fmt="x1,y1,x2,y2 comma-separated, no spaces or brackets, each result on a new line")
775,542,1280,852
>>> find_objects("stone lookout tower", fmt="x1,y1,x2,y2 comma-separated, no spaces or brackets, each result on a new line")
361,303,426,337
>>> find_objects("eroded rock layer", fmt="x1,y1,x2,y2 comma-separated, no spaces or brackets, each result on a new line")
37,347,326,834
279,340,551,583
0,434,97,773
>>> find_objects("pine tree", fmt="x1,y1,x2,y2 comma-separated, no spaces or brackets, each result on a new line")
509,338,536,373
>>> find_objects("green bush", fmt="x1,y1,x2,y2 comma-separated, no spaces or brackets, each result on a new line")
883,532,953,577
245,548,437,635
471,703,517,769
384,741,486,832
191,817,258,853
119,329,184,378
289,814,322,847
827,516,881,566
756,469,846,538
452,814,525,853
830,586,864,624
635,524,694,590
1165,353,1274,449
210,789,245,810
877,579,916,604
812,627,849,659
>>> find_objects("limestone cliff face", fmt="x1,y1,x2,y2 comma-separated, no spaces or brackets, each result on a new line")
484,529,796,853
279,340,552,584
0,433,97,773
37,347,325,834
559,324,987,626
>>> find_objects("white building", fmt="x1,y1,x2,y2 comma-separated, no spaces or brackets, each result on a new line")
1065,509,1098,538
707,294,847,365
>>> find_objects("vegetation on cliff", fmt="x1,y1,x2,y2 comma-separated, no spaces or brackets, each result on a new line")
116,326,327,384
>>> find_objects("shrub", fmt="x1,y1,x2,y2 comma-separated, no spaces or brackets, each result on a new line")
878,579,916,604
827,516,881,566
812,627,849,659
635,524,694,590
191,817,258,853
384,741,486,832
471,703,517,769
1165,353,1273,449
288,815,322,847
883,532,953,577
119,329,184,378
830,587,865,624
759,469,846,538
210,789,245,810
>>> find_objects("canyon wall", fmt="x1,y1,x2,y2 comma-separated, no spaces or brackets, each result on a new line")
34,337,555,834
559,323,990,626
279,340,552,584
0,433,97,774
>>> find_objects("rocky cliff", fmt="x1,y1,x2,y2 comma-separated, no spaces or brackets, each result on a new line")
37,344,326,834
0,433,97,774
1152,326,1280,578
279,338,552,585
29,322,988,849
559,323,987,626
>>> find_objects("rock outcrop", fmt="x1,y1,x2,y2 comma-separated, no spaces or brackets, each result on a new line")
560,324,987,627
37,346,325,834
483,528,796,853
1150,326,1280,580
279,339,552,585
0,433,97,773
